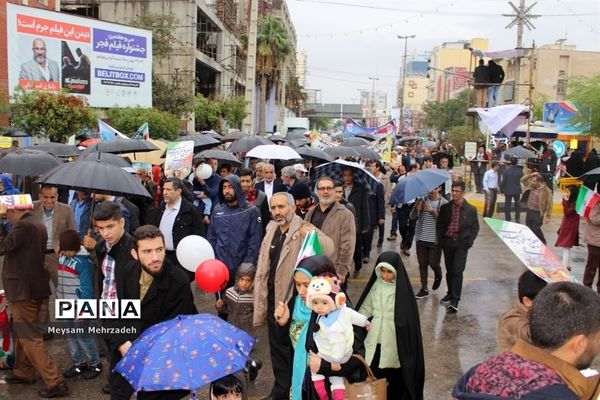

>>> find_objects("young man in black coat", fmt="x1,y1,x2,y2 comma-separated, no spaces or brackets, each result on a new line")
436,181,480,313
110,225,197,400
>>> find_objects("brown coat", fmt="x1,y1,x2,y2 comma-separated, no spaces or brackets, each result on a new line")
32,200,76,252
520,174,553,221
253,215,334,326
304,202,356,277
0,212,51,302
584,202,600,247
497,302,530,353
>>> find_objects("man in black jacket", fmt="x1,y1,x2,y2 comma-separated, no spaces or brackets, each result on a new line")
153,177,205,281
473,59,490,107
488,60,505,107
342,167,370,274
500,157,524,223
436,181,480,313
110,225,197,400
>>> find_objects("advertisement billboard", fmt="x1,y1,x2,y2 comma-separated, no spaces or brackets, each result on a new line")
6,3,152,108
543,101,590,135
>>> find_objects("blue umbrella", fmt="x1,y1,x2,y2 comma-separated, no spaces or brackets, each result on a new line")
114,314,255,392
390,169,450,204
315,159,379,195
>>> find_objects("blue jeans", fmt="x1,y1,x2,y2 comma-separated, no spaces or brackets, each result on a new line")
65,319,100,366
488,85,500,107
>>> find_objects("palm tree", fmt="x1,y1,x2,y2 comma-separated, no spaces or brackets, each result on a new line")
256,15,292,134
285,76,307,116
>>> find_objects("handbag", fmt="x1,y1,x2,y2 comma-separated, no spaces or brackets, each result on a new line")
345,354,387,400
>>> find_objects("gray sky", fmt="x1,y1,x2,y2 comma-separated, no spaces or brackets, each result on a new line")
287,0,600,106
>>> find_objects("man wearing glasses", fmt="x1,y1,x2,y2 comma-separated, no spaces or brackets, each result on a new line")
304,176,356,284
19,38,60,82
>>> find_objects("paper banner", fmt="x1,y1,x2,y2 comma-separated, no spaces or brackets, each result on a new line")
0,194,33,210
164,141,194,179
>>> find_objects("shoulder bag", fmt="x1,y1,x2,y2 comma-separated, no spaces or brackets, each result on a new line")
345,354,387,400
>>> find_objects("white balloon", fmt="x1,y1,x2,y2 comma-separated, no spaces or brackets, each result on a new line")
195,163,213,180
176,235,215,272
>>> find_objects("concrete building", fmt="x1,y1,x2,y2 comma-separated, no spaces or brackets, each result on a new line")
397,60,429,131
427,38,489,102
359,90,387,126
304,88,321,105
296,50,307,88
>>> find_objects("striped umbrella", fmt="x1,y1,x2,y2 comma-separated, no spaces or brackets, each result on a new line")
314,159,379,195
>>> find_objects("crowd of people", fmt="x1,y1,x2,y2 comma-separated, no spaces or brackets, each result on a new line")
0,137,598,400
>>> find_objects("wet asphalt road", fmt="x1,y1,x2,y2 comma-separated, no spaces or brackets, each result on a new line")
1,192,598,399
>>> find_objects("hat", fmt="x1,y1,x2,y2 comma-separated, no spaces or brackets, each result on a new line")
306,275,345,310
289,181,312,201
293,163,308,173
59,229,81,252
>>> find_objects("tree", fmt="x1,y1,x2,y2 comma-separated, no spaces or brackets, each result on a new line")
446,124,485,157
10,89,96,142
105,107,180,141
131,13,179,60
256,15,292,133
152,75,194,117
308,116,331,131
423,90,470,132
567,74,600,136
194,94,223,131
285,76,306,115
222,97,248,129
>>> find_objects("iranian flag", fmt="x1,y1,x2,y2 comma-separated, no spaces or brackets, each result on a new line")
295,229,322,267
575,185,600,219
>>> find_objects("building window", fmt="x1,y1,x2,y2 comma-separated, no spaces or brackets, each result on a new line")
556,79,566,95
503,81,514,102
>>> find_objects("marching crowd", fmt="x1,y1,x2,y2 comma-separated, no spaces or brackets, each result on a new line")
0,141,599,400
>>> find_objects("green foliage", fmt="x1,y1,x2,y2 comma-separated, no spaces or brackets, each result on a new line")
423,90,470,132
131,13,179,59
221,97,248,129
152,75,194,117
532,92,550,122
10,89,96,142
308,117,331,131
256,15,293,76
446,124,485,157
194,94,223,131
567,74,600,136
286,76,306,115
105,107,179,141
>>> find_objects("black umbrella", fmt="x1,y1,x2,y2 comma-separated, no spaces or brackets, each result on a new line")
324,146,360,159
398,136,424,145
31,142,81,157
84,139,159,154
352,146,381,160
580,167,600,177
269,134,288,143
228,136,272,153
342,137,371,147
356,133,376,142
0,149,62,176
288,138,307,148
201,130,223,141
36,161,151,198
286,132,307,141
177,135,221,152
78,152,132,168
196,149,242,166
293,146,333,162
221,130,246,142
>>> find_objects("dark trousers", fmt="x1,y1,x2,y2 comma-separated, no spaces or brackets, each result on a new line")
353,233,364,272
370,344,408,399
526,210,546,244
474,173,484,193
583,244,600,293
504,194,521,222
267,309,292,399
416,242,442,290
364,223,384,257
377,223,385,244
390,209,399,236
483,189,497,218
397,206,416,249
441,243,469,304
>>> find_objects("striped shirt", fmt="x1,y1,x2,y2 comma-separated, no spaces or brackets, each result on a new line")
414,197,447,243
56,248,94,300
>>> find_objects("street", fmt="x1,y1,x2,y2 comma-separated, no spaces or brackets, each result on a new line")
0,193,597,399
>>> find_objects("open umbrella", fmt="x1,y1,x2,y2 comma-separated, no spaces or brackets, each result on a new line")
221,130,246,142
390,169,450,204
31,142,80,157
115,314,255,392
293,146,333,163
0,149,63,176
84,139,159,154
286,132,307,141
196,149,242,166
324,146,360,159
398,136,424,145
356,133,376,142
78,152,132,168
228,136,272,153
201,130,222,141
246,144,301,160
352,146,381,160
504,145,536,159
269,134,288,143
580,167,600,177
177,135,221,152
342,137,371,147
36,161,151,198
120,139,168,166
315,159,379,195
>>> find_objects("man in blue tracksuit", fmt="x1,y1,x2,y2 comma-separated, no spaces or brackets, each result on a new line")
208,174,262,320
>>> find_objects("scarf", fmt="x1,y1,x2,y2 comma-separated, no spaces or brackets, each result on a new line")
290,295,312,400
244,188,258,204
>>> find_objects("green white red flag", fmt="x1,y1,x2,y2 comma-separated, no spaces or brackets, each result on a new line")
575,185,600,219
295,229,322,267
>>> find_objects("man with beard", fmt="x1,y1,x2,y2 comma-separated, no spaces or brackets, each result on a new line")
305,176,356,284
239,168,270,235
208,175,262,319
19,38,60,82
454,282,600,399
254,192,333,400
110,225,197,400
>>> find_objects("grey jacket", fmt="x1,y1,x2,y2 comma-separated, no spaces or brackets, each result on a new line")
19,59,60,82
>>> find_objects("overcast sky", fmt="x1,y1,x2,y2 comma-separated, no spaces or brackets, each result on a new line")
286,0,600,106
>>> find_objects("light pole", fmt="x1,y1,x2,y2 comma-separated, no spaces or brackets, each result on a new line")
368,77,379,127
398,34,416,134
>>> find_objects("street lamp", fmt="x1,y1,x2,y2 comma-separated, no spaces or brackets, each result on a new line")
368,77,379,127
398,34,416,134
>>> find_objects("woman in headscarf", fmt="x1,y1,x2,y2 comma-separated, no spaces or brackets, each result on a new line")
0,174,20,195
355,251,425,400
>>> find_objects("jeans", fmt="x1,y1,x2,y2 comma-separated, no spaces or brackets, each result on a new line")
389,209,399,236
504,194,521,222
65,319,100,366
488,84,500,107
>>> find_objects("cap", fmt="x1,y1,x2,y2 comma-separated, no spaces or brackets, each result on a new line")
293,163,308,173
288,181,312,201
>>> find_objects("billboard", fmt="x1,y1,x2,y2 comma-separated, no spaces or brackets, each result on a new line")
6,3,152,108
543,101,590,135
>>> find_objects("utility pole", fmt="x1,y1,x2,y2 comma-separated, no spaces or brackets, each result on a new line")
503,0,540,103
398,34,416,135
368,77,379,127
242,0,259,135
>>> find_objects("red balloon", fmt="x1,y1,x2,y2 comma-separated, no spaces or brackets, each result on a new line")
195,259,230,293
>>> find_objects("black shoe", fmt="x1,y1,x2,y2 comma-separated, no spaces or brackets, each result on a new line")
39,381,69,398
63,364,88,378
376,242,383,248
415,289,429,299
362,257,369,264
247,359,262,381
83,363,102,380
440,294,452,304
432,274,442,291
102,384,111,394
5,374,36,385
448,302,459,313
